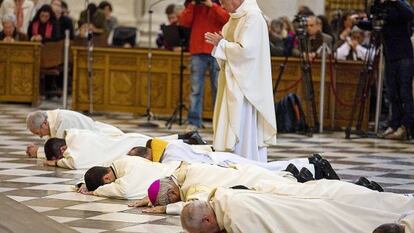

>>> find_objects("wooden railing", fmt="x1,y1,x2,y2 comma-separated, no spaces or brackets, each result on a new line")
0,42,41,106
72,47,368,129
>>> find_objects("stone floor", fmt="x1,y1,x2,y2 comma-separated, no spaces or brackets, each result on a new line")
0,103,413,233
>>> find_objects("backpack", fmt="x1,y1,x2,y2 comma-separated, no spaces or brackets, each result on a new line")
275,93,308,133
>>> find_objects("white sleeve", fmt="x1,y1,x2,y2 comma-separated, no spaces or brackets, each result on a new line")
211,39,229,61
165,201,185,215
93,182,127,199
336,42,351,61
56,157,75,169
355,45,368,61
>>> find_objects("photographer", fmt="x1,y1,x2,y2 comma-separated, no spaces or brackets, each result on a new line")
364,0,414,140
293,15,333,60
178,0,229,130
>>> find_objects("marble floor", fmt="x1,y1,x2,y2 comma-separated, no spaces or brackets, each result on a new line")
0,103,413,232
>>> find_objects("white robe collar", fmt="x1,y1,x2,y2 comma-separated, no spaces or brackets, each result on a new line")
47,109,60,137
230,0,260,18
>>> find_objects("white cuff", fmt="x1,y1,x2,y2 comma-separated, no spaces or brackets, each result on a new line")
212,39,227,61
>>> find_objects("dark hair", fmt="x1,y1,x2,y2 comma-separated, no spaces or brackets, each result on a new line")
33,4,57,22
98,1,112,12
86,3,98,17
165,4,176,15
44,138,66,160
317,15,334,39
129,146,148,158
61,1,68,10
297,5,314,17
146,139,152,149
338,10,356,34
84,166,110,191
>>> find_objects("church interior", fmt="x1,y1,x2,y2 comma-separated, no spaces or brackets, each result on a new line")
0,0,414,232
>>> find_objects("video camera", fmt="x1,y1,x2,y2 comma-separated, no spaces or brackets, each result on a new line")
293,14,308,36
368,0,388,31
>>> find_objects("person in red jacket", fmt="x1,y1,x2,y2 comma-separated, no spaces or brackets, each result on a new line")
178,0,229,130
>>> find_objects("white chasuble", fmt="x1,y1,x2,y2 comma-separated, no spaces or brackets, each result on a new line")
93,157,181,199
212,0,276,162
57,129,151,169
211,188,407,233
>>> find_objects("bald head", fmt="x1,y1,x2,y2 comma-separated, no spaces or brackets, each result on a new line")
181,200,219,233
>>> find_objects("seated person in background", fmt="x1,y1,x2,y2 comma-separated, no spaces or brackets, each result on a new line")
78,3,106,37
293,15,333,59
0,0,34,33
51,0,74,40
268,18,294,56
98,1,117,32
61,1,69,17
0,13,27,41
156,3,184,51
336,27,369,61
27,4,60,42
336,11,358,43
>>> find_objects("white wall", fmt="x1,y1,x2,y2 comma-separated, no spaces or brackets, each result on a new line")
258,0,325,20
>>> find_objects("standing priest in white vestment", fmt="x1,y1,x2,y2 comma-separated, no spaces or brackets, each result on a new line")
205,0,276,162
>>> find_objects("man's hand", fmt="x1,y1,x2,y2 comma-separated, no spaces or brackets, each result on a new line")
205,32,223,46
128,197,150,207
3,36,14,42
43,160,57,167
77,183,93,195
26,143,39,158
142,205,167,214
350,39,359,50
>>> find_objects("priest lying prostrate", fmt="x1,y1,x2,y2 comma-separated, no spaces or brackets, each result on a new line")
83,158,297,200
128,159,341,215
205,0,277,162
128,138,338,177
42,129,207,169
78,156,182,199
25,109,123,158
180,188,414,233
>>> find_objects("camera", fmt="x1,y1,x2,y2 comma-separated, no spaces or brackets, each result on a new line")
369,0,387,31
293,14,308,36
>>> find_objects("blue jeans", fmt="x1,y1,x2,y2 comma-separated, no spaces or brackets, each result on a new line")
385,58,414,131
188,54,219,127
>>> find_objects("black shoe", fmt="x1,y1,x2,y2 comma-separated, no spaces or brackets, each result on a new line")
373,223,404,233
186,131,207,145
319,159,340,180
285,163,300,178
355,177,384,192
308,153,323,164
355,177,371,188
297,167,314,183
179,131,196,140
370,181,384,192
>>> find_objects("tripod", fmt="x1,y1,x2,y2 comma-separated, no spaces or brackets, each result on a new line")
344,28,382,139
165,27,189,129
139,0,166,128
85,0,94,114
296,25,319,136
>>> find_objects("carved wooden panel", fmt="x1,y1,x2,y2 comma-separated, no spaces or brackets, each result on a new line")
139,72,169,109
9,49,34,62
108,71,136,106
0,62,6,94
77,69,105,104
10,63,33,95
71,47,367,129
